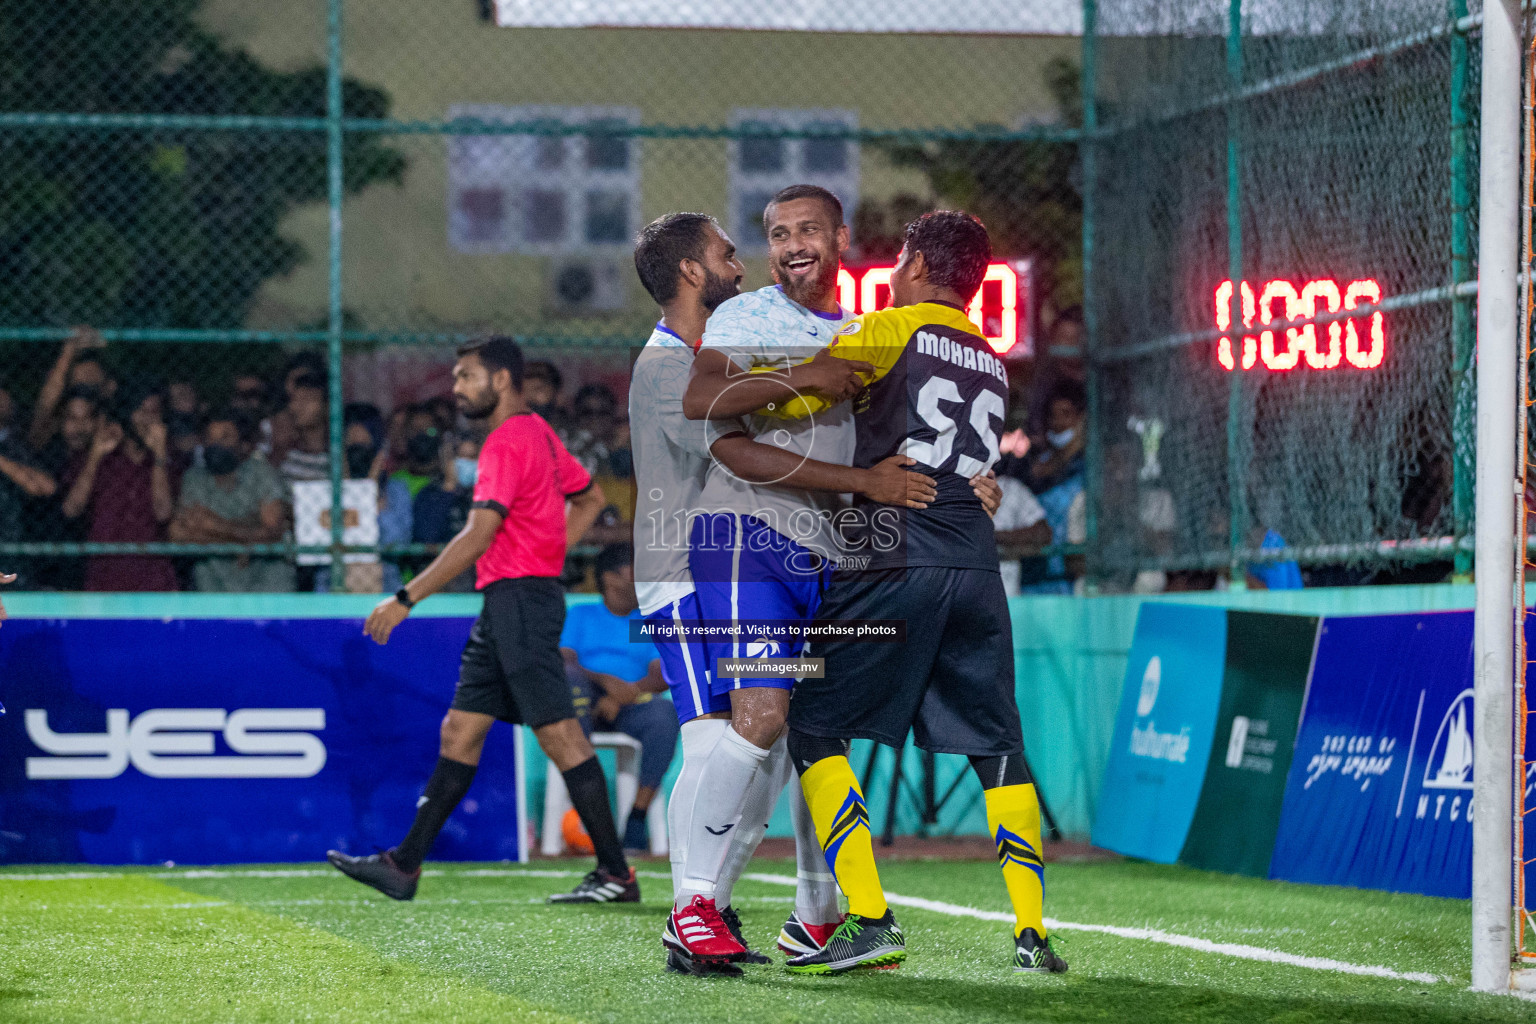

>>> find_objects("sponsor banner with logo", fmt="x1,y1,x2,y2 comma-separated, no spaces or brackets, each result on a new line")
1179,612,1319,877
0,617,526,865
1092,604,1227,862
1269,612,1473,898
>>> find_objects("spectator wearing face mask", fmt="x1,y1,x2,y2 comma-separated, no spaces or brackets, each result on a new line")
169,410,293,592
58,388,179,592
389,406,444,499
1016,381,1087,595
1026,381,1086,495
409,432,479,593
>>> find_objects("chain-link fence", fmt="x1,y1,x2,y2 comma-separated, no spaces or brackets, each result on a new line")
0,0,1086,593
0,0,1501,594
1087,0,1486,586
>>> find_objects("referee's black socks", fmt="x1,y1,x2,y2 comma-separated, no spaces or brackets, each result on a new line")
391,756,477,874
563,756,629,877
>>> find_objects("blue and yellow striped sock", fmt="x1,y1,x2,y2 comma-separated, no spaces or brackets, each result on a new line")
800,755,887,920
985,783,1046,938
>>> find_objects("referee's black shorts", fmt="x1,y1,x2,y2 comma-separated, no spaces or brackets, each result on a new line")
451,576,574,729
789,566,1024,757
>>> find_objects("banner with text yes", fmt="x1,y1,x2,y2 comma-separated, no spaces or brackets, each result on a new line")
0,617,526,865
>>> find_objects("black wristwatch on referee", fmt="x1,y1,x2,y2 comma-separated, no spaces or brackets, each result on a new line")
394,588,415,610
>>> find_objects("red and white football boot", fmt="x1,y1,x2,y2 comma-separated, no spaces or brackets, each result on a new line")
663,894,748,966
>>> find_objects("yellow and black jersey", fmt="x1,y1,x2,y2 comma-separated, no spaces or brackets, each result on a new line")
771,301,1009,572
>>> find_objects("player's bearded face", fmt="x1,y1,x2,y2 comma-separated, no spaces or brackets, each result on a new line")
700,266,740,311
455,369,499,420
774,233,839,307
767,200,843,308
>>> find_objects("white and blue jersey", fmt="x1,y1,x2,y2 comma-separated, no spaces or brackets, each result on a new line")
689,511,832,693
689,285,855,691
695,285,856,563
629,323,736,724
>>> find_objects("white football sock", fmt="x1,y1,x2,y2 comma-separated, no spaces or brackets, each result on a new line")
677,725,770,905
790,773,842,924
668,717,728,901
716,732,791,908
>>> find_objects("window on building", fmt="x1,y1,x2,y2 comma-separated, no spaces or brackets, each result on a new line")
728,109,859,250
447,104,641,254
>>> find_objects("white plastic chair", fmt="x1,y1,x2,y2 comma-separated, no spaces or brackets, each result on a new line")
541,731,668,856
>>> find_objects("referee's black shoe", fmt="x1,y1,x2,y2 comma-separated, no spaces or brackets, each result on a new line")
547,866,640,903
326,849,419,901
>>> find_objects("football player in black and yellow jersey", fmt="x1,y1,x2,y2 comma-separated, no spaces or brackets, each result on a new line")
770,211,1067,976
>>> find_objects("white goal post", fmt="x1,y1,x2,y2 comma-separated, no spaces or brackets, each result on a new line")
1473,0,1523,994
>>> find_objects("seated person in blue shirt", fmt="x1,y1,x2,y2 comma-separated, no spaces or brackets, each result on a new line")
561,542,676,852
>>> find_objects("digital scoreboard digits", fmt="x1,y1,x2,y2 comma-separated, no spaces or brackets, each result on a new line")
838,262,1028,356
1216,278,1385,371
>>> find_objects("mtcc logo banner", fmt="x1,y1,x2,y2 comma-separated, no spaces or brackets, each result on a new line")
1270,613,1478,899
25,708,327,780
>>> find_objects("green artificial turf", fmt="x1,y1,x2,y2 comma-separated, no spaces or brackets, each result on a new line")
3,858,1532,1023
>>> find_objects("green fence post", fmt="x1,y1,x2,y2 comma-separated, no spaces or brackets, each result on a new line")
1081,0,1101,585
1449,0,1474,580
1225,0,1248,589
326,0,347,590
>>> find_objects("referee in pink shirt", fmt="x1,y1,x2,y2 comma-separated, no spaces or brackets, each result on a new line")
328,336,639,904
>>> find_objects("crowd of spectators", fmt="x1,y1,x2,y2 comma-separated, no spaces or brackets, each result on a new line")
0,333,635,594
0,320,1327,597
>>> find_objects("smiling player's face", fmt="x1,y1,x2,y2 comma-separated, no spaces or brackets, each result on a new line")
765,197,848,309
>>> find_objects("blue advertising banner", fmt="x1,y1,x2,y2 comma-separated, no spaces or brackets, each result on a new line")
1092,604,1227,862
0,617,526,865
1269,612,1473,898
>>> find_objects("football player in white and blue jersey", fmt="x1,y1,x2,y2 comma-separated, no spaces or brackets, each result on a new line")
630,210,910,973
638,199,1001,974
671,187,863,963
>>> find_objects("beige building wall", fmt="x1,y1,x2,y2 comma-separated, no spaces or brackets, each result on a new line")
200,0,1078,337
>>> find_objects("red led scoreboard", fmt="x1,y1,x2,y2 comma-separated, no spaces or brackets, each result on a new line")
837,260,1031,357
1216,277,1386,371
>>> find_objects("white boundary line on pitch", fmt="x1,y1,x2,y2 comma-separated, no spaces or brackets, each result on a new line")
1,867,676,882
741,872,1449,986
0,865,1463,988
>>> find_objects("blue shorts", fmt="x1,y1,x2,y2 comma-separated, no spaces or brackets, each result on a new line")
644,591,730,725
688,512,831,696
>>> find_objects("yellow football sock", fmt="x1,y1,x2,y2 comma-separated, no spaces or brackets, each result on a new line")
800,755,888,919
984,783,1046,938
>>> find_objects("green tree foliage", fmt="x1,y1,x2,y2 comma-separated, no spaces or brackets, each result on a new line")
0,0,405,329
858,57,1084,319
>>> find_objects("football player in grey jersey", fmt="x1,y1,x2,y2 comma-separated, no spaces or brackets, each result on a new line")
631,212,939,973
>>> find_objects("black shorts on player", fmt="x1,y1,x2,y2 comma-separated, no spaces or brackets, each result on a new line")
453,577,573,726
790,566,1024,756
